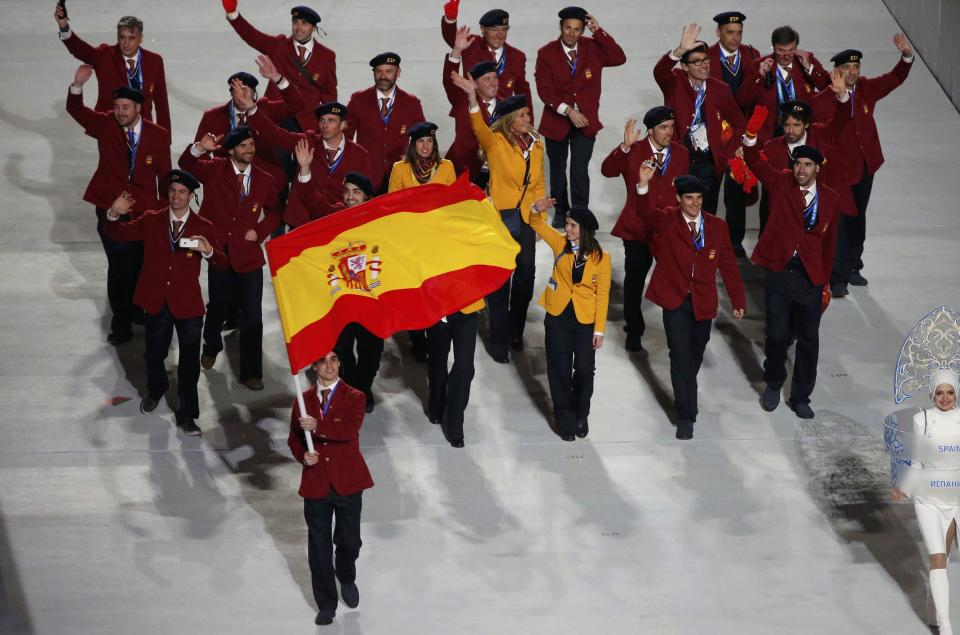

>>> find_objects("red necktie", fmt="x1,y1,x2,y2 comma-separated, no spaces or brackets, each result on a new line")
320,388,331,410
237,112,247,125
237,172,245,195
727,54,736,66
127,58,137,73
297,45,307,65
380,98,389,117
484,101,493,118
568,49,577,64
515,134,529,152
688,221,696,234
655,152,664,168
325,147,338,165
172,219,182,236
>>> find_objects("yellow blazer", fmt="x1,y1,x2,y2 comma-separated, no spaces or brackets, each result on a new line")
469,109,546,212
527,210,611,334
387,158,457,192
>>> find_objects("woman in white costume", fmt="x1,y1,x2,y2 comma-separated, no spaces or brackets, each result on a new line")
894,369,960,634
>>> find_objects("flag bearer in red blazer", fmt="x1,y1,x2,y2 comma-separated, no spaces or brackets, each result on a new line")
741,107,840,421
222,2,337,135
830,35,914,287
444,27,501,187
344,53,426,192
290,351,374,627
601,106,689,352
440,3,532,112
635,171,745,440
67,66,172,345
179,127,281,391
535,6,626,228
104,171,227,436
56,7,171,135
654,24,745,220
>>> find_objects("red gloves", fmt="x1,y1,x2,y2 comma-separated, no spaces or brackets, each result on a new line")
745,105,768,138
443,0,460,20
727,158,758,194
821,287,831,314
222,0,238,14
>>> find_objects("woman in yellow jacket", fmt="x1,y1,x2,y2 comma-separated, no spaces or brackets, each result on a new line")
387,121,457,364
450,71,545,363
526,204,611,441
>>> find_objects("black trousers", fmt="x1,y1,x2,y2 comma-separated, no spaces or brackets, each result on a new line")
662,295,712,424
144,304,203,424
486,210,535,358
335,323,384,396
762,259,823,405
622,240,654,338
830,212,850,286
96,208,143,336
722,170,748,247
687,152,721,215
545,128,595,222
846,162,875,271
544,305,596,436
203,266,263,381
427,312,477,441
304,490,363,613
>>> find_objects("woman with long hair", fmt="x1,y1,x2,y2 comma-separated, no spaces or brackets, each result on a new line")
450,71,545,363
525,204,610,441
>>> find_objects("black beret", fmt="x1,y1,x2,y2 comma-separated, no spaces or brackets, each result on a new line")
558,6,588,22
369,52,401,68
791,144,824,165
112,86,144,104
227,71,259,89
779,100,812,121
492,94,528,120
290,6,320,25
223,125,254,150
643,106,675,129
167,169,201,192
478,9,509,27
713,11,746,26
407,121,438,140
674,175,709,195
314,101,348,120
470,61,498,79
568,205,599,232
680,42,710,64
830,49,863,66
343,172,374,198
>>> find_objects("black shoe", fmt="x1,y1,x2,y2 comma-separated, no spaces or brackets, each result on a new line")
449,439,465,448
139,396,159,415
315,610,335,626
761,385,780,412
575,418,589,438
848,270,868,286
107,331,133,345
787,400,815,419
560,434,576,442
364,392,374,414
675,421,694,440
339,581,359,608
624,335,644,352
510,336,524,352
733,244,747,258
178,419,202,436
830,282,849,298
491,353,510,364
200,353,217,370
428,413,441,424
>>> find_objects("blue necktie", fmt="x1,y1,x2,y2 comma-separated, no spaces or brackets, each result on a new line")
802,190,817,230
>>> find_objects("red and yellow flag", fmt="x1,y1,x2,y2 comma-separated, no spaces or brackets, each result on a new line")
266,174,519,373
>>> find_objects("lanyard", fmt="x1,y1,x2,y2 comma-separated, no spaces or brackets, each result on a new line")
495,49,506,76
126,127,140,179
326,147,345,174
690,84,706,129
655,145,672,176
776,69,795,103
168,216,187,252
803,188,819,230
319,382,338,418
692,215,705,251
126,49,143,89
379,96,395,126
567,49,578,78
849,87,856,116
721,49,741,75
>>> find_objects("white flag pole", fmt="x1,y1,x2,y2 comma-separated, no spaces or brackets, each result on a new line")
293,371,316,454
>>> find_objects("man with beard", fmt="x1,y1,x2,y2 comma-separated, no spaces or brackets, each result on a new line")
179,127,281,391
344,53,426,192
67,65,172,345
601,106,689,352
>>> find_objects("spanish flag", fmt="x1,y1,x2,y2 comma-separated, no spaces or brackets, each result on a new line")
267,174,519,373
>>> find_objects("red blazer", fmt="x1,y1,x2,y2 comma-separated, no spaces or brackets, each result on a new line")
67,90,171,213
834,58,912,183
245,108,374,227
193,83,304,192
602,139,689,243
762,102,857,217
344,86,426,191
441,17,532,115
228,13,336,131
442,55,495,179
535,30,627,141
61,32,171,134
708,42,761,101
736,54,833,143
636,194,746,320
289,381,375,499
178,149,280,273
653,54,745,177
104,208,227,318
287,185,347,227
744,142,840,285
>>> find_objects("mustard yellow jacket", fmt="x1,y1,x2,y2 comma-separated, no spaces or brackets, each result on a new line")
469,109,546,212
526,209,611,333
387,158,457,192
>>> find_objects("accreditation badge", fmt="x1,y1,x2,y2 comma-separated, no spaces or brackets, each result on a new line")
145,155,153,166
584,69,593,79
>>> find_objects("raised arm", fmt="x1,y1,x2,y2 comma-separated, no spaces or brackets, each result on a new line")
65,65,106,133
600,119,642,177
178,137,224,182
526,200,565,253
586,15,626,67
440,0,461,48
225,4,282,54
867,33,914,101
